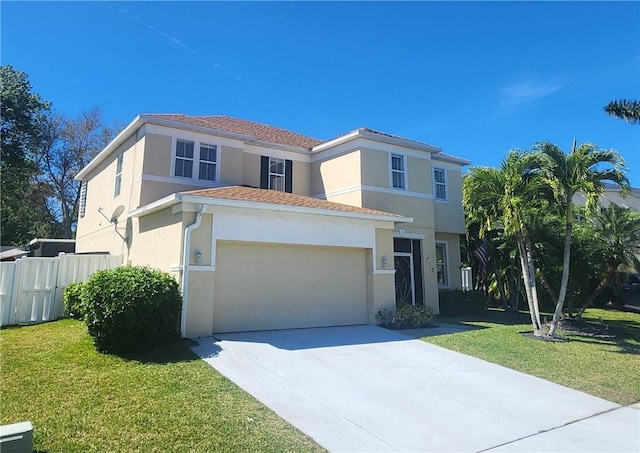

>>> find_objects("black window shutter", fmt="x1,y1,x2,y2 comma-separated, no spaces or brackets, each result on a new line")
285,159,293,193
260,156,269,189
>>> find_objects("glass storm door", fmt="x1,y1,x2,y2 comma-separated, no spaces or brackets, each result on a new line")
394,253,414,305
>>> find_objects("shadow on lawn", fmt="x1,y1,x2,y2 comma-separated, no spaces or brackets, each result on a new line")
437,308,537,327
118,338,204,365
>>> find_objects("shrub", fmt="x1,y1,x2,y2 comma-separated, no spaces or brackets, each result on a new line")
392,303,434,329
377,304,434,329
82,266,182,354
64,282,86,319
438,290,488,316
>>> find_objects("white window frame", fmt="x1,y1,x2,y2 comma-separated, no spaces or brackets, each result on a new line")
114,154,123,197
269,157,286,192
171,138,220,182
390,153,407,190
198,143,218,182
435,241,449,287
433,167,448,202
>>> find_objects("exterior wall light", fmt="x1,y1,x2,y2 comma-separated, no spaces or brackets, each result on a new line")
195,250,203,265
381,256,388,269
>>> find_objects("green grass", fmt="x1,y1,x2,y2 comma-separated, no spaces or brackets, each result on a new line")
425,308,640,405
0,319,323,452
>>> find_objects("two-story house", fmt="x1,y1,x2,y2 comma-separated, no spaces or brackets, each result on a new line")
75,114,470,337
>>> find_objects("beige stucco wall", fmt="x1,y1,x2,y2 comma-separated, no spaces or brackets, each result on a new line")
406,156,431,193
361,190,434,230
375,228,394,271
312,150,362,196
360,148,389,188
433,168,466,234
219,146,244,185
76,132,142,254
141,133,172,177
128,206,184,271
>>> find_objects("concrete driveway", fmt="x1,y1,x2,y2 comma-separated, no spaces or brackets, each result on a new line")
191,325,639,452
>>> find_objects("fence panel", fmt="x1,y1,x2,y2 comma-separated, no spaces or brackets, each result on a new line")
0,254,123,327
13,258,59,324
0,262,17,326
53,254,123,318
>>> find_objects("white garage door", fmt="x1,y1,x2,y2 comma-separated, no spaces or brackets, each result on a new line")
214,241,368,333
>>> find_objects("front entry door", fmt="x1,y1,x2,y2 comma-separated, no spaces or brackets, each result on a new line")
395,253,414,305
393,237,425,306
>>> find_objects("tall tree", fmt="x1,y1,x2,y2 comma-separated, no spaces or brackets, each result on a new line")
604,99,640,124
463,151,547,336
38,108,115,238
539,140,629,337
1,65,62,245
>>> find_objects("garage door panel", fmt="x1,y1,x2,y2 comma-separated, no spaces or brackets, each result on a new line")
214,242,368,333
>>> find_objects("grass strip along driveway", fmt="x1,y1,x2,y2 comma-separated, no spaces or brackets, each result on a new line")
0,319,323,453
424,308,640,406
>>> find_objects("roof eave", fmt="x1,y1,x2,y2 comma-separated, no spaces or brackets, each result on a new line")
129,193,413,224
76,115,145,180
313,129,442,154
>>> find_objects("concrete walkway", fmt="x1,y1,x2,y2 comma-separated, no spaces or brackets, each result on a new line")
191,325,639,452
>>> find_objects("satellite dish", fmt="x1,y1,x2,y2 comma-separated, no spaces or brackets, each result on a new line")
110,205,125,224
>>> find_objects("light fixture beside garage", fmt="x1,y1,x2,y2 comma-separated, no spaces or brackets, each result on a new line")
195,250,204,265
381,256,388,269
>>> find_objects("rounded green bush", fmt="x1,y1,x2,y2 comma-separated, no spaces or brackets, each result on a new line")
391,303,434,329
82,266,182,354
64,282,86,319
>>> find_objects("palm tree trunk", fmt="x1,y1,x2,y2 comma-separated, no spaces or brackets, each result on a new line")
549,209,574,337
525,236,543,329
516,231,542,335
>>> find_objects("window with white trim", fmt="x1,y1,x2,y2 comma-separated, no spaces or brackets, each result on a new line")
435,242,449,286
114,154,123,197
433,167,447,201
79,181,88,218
269,157,285,191
198,144,218,181
391,154,406,190
174,139,194,178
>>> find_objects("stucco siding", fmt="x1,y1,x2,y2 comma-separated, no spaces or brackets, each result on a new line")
312,150,362,197
142,133,172,177
361,190,434,229
129,207,183,271
360,148,390,188
435,232,463,290
407,156,431,193
219,146,244,185
433,168,466,234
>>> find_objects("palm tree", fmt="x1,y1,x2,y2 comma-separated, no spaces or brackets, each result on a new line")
576,203,640,319
463,151,546,335
538,141,629,337
604,99,640,124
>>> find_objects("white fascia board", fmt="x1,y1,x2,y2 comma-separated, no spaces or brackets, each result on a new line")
432,152,471,166
75,115,145,180
128,193,182,218
130,192,413,224
312,129,442,154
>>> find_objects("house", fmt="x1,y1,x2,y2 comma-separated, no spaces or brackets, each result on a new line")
75,114,470,337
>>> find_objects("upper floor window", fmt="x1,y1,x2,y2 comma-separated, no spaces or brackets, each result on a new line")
391,154,406,190
174,139,194,178
260,156,293,193
114,154,123,197
198,144,218,181
433,167,447,201
172,139,219,182
269,157,285,191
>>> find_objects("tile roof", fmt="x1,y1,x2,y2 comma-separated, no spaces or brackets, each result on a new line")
181,186,404,218
146,114,323,149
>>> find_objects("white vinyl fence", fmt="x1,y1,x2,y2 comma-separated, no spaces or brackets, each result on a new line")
0,254,122,327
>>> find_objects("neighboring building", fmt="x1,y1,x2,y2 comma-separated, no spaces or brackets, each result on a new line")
0,239,75,261
75,114,470,337
573,183,640,212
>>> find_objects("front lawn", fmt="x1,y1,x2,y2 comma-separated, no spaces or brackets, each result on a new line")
0,319,323,452
425,308,640,405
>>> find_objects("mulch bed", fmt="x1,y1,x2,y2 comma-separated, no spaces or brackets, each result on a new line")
520,318,617,342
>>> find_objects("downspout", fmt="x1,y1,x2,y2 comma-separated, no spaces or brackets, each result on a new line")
181,203,206,337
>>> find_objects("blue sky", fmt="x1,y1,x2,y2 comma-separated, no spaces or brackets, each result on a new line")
3,1,639,186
